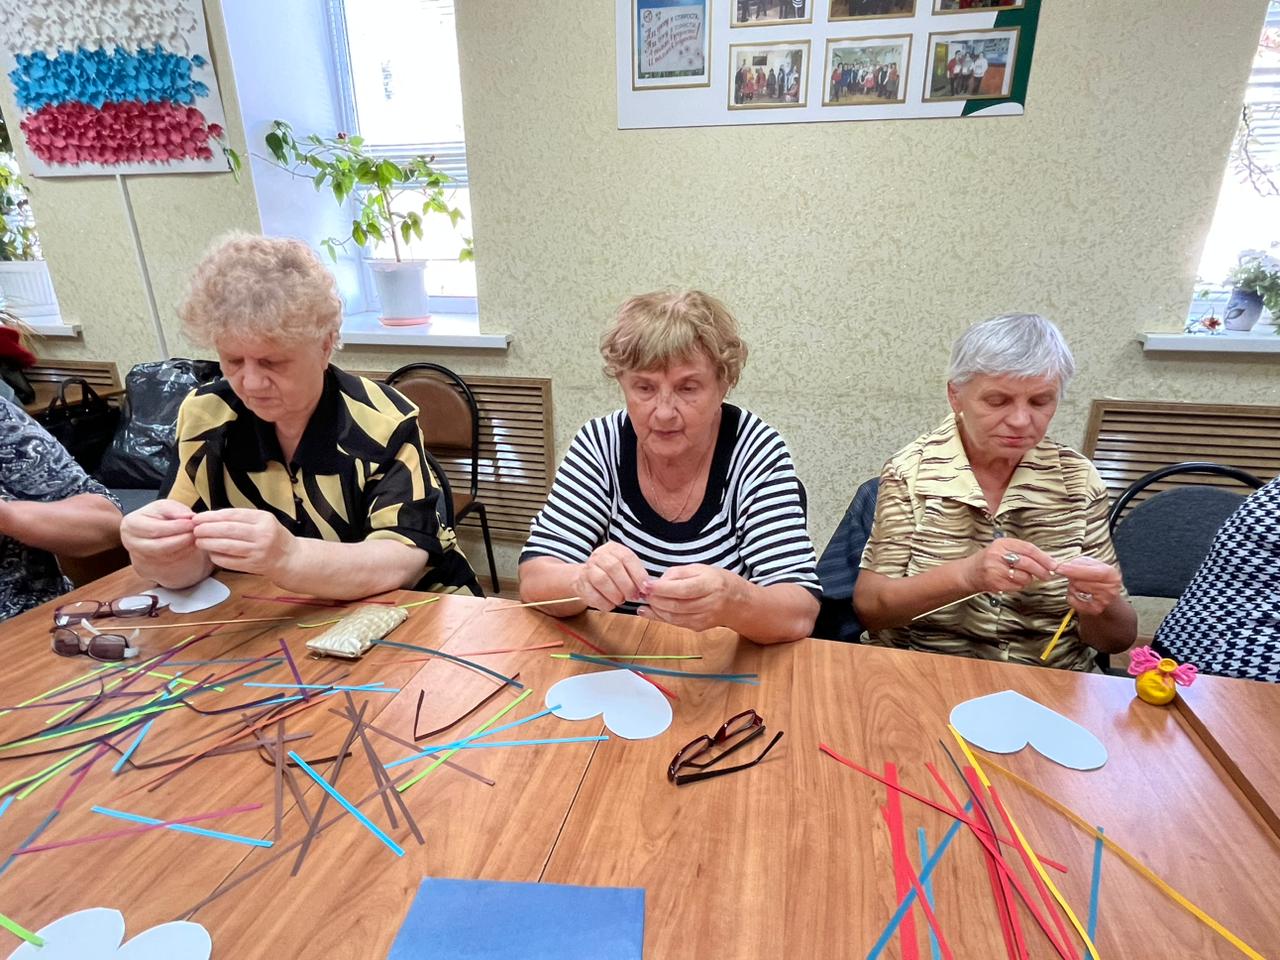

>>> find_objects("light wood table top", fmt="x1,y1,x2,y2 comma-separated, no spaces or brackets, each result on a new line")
2,574,1279,959
1177,673,1280,840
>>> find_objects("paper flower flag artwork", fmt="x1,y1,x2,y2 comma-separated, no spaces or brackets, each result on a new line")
0,0,232,176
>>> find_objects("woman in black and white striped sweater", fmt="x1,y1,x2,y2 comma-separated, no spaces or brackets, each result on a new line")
518,290,820,644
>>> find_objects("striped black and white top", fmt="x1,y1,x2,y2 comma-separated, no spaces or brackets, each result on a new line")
521,404,821,614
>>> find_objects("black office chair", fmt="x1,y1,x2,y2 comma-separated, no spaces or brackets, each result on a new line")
386,362,500,593
813,477,879,643
1108,462,1264,601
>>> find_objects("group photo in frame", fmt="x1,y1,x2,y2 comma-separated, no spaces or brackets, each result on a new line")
729,40,810,108
828,0,915,21
822,35,910,106
934,0,1023,12
925,28,1019,101
731,1,812,28
632,0,711,90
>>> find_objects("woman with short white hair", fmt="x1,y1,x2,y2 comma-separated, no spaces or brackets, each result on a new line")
519,290,820,644
854,313,1136,669
120,233,480,599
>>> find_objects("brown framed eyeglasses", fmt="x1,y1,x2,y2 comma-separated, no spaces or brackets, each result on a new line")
51,622,140,662
667,708,784,786
53,595,159,627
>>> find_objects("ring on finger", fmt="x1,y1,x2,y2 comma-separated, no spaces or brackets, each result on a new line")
1075,590,1094,602
1001,551,1021,567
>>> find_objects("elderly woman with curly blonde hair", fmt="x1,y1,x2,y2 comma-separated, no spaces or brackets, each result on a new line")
519,290,820,644
121,234,480,599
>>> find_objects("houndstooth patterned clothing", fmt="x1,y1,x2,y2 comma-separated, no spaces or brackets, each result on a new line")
1154,476,1280,683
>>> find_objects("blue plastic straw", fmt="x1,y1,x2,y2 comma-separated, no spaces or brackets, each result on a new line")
0,809,58,879
0,796,13,819
92,806,272,848
866,801,973,960
287,752,404,857
567,653,759,684
243,682,396,694
1087,825,1105,942
374,638,523,689
111,718,155,773
385,706,561,769
917,827,942,960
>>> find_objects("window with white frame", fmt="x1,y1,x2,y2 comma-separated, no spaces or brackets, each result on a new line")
1191,2,1280,324
328,0,476,311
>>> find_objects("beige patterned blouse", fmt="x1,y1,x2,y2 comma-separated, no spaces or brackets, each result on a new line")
860,414,1122,670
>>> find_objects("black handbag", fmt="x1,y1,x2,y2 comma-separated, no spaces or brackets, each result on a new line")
35,377,121,472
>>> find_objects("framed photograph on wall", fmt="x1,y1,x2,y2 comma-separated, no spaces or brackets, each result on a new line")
731,1,812,28
729,41,810,108
924,28,1019,101
934,0,1023,12
822,35,910,106
829,1,915,21
632,0,711,90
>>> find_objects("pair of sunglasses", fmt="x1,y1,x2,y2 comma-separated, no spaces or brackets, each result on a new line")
53,594,159,628
51,621,140,662
668,708,784,786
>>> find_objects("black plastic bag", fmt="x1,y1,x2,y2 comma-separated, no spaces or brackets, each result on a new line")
95,359,221,489
35,377,121,472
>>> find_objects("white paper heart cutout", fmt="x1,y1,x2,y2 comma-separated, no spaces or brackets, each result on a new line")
950,690,1107,771
546,669,673,740
143,577,230,614
6,908,211,960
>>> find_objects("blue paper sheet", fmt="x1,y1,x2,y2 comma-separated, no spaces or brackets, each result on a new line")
386,877,644,960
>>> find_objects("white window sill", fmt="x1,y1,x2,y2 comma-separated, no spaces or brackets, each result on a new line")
340,311,511,349
1139,327,1280,354
27,318,81,338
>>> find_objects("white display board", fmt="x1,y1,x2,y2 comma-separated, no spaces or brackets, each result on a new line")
617,0,1040,129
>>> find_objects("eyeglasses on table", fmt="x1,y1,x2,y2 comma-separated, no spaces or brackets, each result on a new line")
51,621,141,662
668,708,784,786
53,594,159,628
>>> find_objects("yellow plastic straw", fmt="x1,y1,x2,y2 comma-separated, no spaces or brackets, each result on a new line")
985,759,1265,960
949,725,1101,960
397,689,532,793
1040,610,1076,662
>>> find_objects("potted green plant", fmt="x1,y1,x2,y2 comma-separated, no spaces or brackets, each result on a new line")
1224,251,1280,332
262,120,470,326
0,112,59,324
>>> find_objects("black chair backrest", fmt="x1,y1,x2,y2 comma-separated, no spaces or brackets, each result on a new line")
386,362,481,499
813,476,879,642
1110,462,1264,599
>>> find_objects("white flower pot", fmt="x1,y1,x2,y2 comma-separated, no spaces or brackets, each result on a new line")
0,259,61,322
1224,287,1264,332
367,259,431,326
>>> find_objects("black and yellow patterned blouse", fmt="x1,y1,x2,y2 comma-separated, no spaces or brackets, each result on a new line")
861,413,1123,670
163,366,480,596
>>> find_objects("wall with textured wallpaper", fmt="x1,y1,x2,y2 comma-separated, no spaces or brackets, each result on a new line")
11,0,1278,595
0,0,260,369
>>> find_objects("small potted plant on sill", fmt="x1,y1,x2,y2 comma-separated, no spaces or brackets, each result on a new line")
261,120,471,326
1224,250,1280,332
0,113,60,325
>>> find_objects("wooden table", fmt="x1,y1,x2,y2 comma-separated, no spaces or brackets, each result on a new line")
1,572,1278,959
1177,674,1280,839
